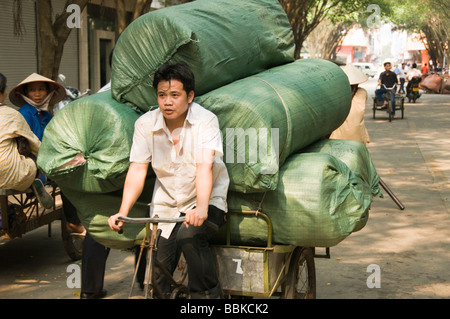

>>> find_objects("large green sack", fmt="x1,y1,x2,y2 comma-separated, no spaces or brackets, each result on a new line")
213,151,376,248
195,59,352,193
302,138,383,199
62,142,378,250
37,91,140,193
61,176,155,250
111,0,295,112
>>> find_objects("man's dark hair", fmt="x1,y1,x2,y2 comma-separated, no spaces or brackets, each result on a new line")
153,62,195,94
0,73,6,95
384,62,391,66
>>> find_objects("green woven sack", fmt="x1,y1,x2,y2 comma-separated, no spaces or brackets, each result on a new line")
61,142,378,250
111,0,295,112
302,139,383,199
61,176,155,250
37,91,140,193
213,151,376,248
196,59,352,193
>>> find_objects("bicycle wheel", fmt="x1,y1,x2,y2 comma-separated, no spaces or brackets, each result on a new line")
282,247,316,299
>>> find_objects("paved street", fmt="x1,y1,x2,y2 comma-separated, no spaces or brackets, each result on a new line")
0,77,449,299
316,77,450,298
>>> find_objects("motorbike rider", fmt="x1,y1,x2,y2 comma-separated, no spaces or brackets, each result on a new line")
406,63,421,92
375,62,398,119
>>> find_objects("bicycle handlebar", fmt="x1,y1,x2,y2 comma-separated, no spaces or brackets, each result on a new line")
381,84,396,90
117,215,219,231
118,216,185,224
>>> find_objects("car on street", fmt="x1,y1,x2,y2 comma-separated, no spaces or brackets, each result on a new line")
352,62,378,78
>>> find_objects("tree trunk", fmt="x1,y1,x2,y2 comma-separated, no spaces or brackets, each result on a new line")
115,0,127,36
279,0,339,59
37,0,89,80
116,0,154,36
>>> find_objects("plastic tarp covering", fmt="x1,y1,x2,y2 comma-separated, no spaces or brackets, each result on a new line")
212,140,380,248
111,0,295,112
195,59,352,193
37,92,140,193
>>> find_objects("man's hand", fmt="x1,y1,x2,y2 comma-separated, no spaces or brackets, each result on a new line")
184,206,208,228
108,213,126,232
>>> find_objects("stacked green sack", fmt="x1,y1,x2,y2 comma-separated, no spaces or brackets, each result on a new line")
301,139,383,200
37,91,140,193
195,58,352,193
111,0,295,112
212,139,382,248
61,175,155,249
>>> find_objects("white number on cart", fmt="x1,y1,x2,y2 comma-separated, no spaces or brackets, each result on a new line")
232,258,243,274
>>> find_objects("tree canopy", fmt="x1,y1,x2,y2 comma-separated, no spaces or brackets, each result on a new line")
388,0,449,67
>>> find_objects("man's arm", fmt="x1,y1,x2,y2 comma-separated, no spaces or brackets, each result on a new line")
377,72,383,86
108,162,149,231
184,148,214,227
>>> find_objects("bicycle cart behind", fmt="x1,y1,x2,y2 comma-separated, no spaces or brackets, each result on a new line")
0,182,83,260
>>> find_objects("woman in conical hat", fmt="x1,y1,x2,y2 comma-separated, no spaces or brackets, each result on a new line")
9,73,65,141
329,64,370,145
9,73,85,233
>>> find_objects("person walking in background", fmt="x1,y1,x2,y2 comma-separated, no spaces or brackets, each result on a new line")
397,62,407,94
421,63,429,76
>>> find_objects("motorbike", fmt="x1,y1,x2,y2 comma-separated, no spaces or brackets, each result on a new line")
406,76,421,103
53,74,90,114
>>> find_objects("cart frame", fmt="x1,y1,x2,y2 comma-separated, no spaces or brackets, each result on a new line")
373,85,405,122
213,209,317,299
0,182,83,260
120,209,320,299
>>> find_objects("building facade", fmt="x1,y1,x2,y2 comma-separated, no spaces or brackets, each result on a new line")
0,0,167,107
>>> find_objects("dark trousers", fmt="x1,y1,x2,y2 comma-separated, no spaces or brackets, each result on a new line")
399,78,405,93
375,87,396,115
152,205,225,298
81,232,110,294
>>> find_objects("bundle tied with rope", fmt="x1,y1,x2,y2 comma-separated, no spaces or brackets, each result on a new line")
195,58,352,193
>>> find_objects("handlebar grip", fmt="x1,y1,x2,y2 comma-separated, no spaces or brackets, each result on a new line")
115,220,123,234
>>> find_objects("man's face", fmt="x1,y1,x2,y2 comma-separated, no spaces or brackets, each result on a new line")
26,82,48,104
384,63,391,72
157,79,194,125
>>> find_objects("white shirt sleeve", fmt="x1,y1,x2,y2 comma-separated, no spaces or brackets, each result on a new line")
197,114,224,157
129,117,152,163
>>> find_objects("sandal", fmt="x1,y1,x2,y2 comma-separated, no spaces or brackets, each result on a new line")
31,179,53,209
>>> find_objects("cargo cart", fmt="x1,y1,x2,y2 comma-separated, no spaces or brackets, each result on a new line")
119,209,327,299
373,85,405,122
0,182,83,260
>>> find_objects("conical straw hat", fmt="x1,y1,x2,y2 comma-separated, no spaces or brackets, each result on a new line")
9,73,66,107
341,64,368,85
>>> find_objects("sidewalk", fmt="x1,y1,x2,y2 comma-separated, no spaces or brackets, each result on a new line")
315,78,450,298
